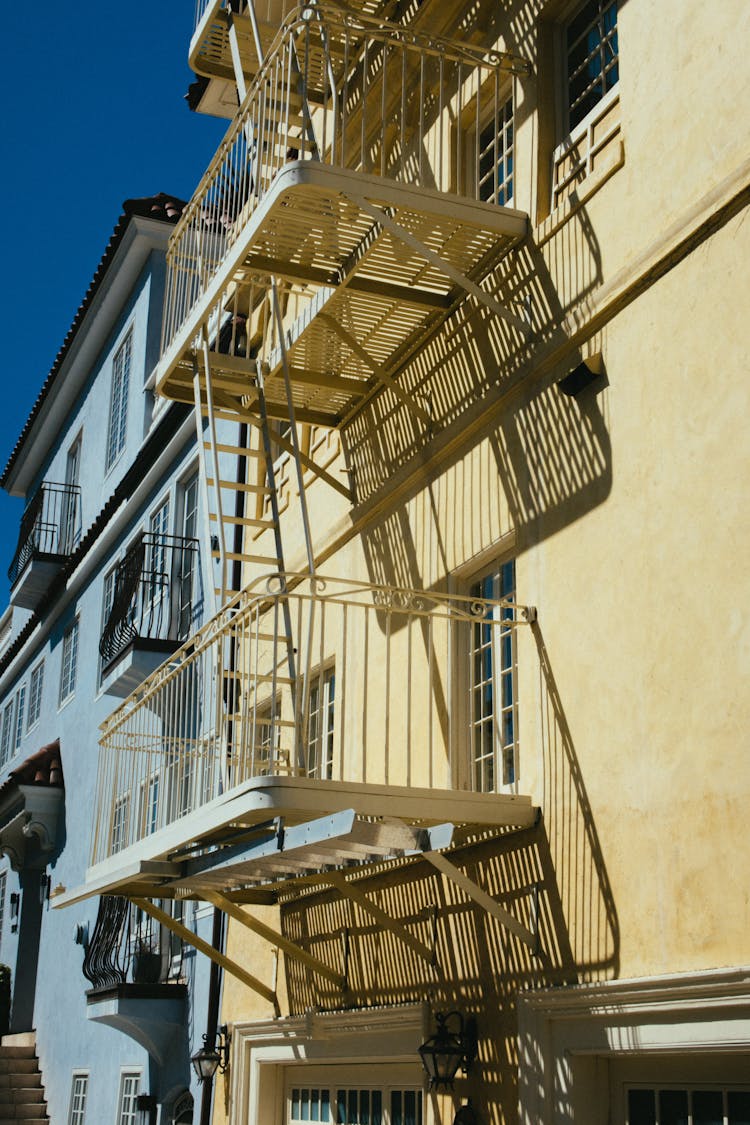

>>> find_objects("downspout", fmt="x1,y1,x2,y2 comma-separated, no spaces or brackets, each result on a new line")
199,907,226,1125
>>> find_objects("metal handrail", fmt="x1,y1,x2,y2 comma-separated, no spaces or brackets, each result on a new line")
162,4,530,356
83,896,184,993
92,573,533,864
99,534,201,670
8,481,81,586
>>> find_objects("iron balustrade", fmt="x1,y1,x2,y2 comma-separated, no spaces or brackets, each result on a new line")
8,481,81,587
83,895,184,993
162,4,529,357
99,534,201,672
92,573,534,865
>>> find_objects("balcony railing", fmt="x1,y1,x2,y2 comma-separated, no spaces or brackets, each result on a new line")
163,4,529,360
8,481,81,588
83,895,183,993
92,573,533,866
99,534,201,674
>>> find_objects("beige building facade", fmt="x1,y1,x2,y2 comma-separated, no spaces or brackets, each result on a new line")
61,0,750,1123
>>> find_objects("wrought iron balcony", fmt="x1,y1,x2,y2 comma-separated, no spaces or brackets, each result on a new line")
158,5,530,425
83,895,184,993
91,573,536,870
99,533,201,696
8,481,81,609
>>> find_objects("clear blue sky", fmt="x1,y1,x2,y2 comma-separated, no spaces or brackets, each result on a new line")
0,3,227,603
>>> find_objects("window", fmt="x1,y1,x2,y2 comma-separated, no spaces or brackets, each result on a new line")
106,331,133,471
628,1087,750,1125
0,702,14,770
68,1072,89,1125
146,498,171,605
59,618,80,705
111,793,131,854
14,686,25,752
306,667,335,779
0,872,6,947
551,0,621,210
289,1083,422,1125
116,1072,141,1125
139,772,161,836
565,0,618,132
27,661,44,730
477,94,514,206
62,434,82,553
178,471,199,639
469,561,517,790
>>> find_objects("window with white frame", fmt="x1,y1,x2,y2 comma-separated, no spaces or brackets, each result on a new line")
0,871,6,947
306,666,335,779
116,1072,141,1125
147,497,171,605
106,331,133,472
67,1072,89,1125
0,701,14,770
62,433,82,554
288,1078,422,1125
627,1086,750,1124
178,471,199,639
14,686,25,753
111,793,131,854
59,618,80,706
469,561,518,790
139,771,161,837
551,0,621,210
27,661,44,731
477,93,514,206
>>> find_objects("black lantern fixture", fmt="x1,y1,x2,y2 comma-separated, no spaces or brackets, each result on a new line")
418,1011,478,1089
191,1024,231,1083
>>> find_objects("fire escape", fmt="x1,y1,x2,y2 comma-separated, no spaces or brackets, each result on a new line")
56,3,542,1003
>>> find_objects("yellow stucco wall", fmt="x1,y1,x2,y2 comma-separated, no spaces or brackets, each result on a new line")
216,0,750,1120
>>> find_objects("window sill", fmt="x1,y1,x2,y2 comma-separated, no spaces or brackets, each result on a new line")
536,137,625,246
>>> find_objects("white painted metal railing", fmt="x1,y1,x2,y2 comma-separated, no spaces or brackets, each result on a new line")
92,574,533,865
163,4,529,358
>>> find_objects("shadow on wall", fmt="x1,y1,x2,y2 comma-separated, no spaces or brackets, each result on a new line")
342,201,610,597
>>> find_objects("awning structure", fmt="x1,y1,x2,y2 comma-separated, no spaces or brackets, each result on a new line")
55,776,540,997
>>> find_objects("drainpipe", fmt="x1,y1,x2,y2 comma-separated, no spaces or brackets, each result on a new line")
199,907,226,1125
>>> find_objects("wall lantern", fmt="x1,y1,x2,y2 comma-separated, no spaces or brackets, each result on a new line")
191,1024,231,1083
135,1093,157,1125
418,1011,478,1089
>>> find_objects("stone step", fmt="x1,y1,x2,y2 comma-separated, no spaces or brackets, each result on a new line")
0,1088,47,1105
0,1061,39,1077
0,1119,48,1125
0,1105,48,1120
0,1049,35,1061
0,1075,41,1090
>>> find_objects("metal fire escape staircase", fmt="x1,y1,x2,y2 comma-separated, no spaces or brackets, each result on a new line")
182,1,531,600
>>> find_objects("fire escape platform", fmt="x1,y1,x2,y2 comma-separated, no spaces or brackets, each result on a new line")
54,774,537,908
156,161,528,426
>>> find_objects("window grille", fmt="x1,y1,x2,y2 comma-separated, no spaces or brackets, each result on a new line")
0,703,14,769
117,1073,140,1125
106,332,133,471
68,1073,89,1125
470,562,517,790
306,667,335,779
59,619,80,705
27,661,44,730
478,95,514,206
13,686,25,752
566,0,618,131
628,1086,750,1125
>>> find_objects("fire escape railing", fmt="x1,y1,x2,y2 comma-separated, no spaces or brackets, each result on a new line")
99,534,200,672
92,573,534,866
163,4,529,356
8,481,81,587
82,895,184,993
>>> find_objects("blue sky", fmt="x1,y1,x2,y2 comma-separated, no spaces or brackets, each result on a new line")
0,4,227,602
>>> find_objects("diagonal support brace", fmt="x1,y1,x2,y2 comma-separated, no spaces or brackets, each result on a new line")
130,897,279,1010
321,871,436,965
348,194,531,337
318,314,432,426
422,851,538,951
201,889,346,989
